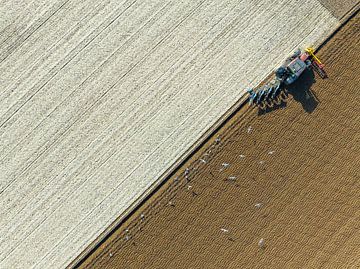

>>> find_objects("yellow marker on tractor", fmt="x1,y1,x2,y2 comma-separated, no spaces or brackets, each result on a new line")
305,47,323,65
305,47,326,78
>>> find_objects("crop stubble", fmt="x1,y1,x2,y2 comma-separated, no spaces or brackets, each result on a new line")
80,13,360,269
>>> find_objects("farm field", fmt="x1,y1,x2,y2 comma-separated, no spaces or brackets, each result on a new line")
319,0,359,18
0,0,340,268
79,12,360,269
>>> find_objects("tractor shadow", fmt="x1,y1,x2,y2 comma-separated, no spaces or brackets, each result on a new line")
285,68,319,113
257,69,319,115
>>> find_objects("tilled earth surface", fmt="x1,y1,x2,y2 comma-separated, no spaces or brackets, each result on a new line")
80,13,360,269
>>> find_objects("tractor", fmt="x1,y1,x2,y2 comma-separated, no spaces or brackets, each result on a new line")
248,47,326,107
275,47,326,85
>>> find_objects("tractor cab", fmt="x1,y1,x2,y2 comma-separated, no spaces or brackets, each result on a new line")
284,57,308,85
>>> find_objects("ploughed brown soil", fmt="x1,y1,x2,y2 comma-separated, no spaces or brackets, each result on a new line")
79,13,360,269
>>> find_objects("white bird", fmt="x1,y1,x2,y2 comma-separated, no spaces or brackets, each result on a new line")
268,150,275,155
228,176,237,181
258,238,265,248
255,203,263,209
187,185,192,190
199,159,207,164
247,126,253,133
220,163,230,172
109,253,113,257
259,160,265,165
220,228,229,233
239,154,245,158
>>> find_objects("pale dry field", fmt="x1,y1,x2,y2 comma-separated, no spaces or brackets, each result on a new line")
0,0,338,268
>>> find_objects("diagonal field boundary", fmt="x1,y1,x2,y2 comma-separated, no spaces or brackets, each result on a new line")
70,5,359,269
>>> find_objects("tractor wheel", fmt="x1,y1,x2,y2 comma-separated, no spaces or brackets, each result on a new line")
305,59,312,68
292,48,301,58
312,63,327,78
276,66,287,79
